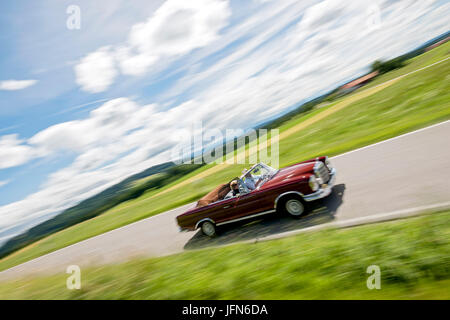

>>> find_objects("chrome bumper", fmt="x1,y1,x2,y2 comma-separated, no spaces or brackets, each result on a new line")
303,168,336,202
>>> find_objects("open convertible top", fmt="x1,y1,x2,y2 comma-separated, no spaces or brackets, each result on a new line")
196,183,231,208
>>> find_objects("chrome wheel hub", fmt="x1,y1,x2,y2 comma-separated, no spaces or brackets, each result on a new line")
202,222,215,236
286,199,304,216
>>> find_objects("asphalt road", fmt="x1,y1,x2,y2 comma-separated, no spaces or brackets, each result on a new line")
1,120,450,281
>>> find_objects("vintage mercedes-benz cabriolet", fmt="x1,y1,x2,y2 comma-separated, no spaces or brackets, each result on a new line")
176,157,336,237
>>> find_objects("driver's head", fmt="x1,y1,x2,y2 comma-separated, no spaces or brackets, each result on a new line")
230,180,239,190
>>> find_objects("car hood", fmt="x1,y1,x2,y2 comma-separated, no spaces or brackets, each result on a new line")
260,162,315,189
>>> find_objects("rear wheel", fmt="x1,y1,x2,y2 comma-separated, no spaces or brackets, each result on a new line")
201,221,216,237
279,196,307,218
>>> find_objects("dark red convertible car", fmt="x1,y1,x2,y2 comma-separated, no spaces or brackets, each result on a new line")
176,157,336,237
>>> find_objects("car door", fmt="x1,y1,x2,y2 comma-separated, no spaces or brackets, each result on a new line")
207,197,240,224
232,189,273,220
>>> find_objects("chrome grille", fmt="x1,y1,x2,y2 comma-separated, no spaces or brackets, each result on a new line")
315,162,330,184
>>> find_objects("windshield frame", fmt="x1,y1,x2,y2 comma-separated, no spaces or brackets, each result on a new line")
240,162,278,190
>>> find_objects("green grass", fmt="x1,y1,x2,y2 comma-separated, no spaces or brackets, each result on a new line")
1,211,449,299
1,41,449,272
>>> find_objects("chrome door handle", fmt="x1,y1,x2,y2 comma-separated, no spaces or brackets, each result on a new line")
223,205,231,209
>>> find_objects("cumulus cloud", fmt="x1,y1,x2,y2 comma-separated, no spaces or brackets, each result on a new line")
74,47,118,93
0,135,36,169
0,79,37,91
127,0,230,57
115,47,158,76
74,0,231,92
299,0,346,31
28,98,169,168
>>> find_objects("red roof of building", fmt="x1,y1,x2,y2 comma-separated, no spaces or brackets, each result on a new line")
341,71,379,89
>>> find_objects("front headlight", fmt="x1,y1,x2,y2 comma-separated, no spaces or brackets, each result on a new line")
325,157,333,170
313,162,323,184
309,175,319,191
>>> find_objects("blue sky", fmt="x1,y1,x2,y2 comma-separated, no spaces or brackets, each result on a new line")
0,0,449,244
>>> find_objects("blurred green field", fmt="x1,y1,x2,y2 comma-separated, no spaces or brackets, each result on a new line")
1,41,449,272
1,211,449,299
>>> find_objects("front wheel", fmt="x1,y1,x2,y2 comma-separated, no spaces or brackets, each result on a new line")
201,221,217,237
280,196,307,218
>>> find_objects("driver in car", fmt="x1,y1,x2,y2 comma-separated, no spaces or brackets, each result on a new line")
224,180,240,199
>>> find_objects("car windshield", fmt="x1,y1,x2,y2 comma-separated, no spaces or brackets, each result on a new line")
240,163,278,191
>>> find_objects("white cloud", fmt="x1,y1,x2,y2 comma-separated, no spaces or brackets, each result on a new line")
0,135,36,169
0,180,10,188
0,79,37,91
74,0,231,92
74,47,118,93
115,47,158,76
127,0,230,57
298,0,346,31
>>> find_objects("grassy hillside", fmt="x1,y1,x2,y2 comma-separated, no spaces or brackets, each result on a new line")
1,211,449,299
1,40,449,272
